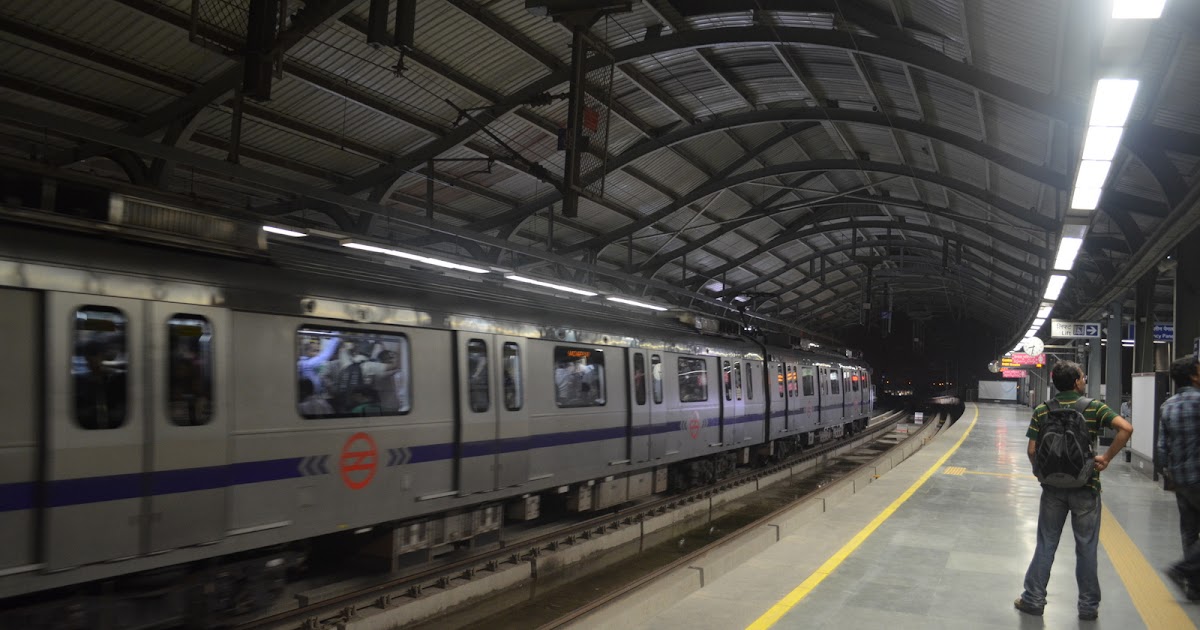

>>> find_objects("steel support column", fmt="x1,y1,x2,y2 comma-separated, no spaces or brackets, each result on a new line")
1175,226,1200,364
1088,337,1103,398
1134,271,1158,373
1106,298,1124,407
563,26,587,219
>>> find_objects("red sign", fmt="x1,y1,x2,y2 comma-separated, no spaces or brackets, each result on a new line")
1008,352,1045,366
688,413,701,439
1001,369,1026,378
340,432,378,490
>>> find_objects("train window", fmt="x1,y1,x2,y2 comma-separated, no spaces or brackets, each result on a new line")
723,360,733,401
295,327,411,419
745,363,753,400
554,346,606,407
788,364,798,398
503,343,522,411
73,306,128,430
467,340,490,412
852,371,860,392
802,366,815,397
777,363,785,398
651,355,663,404
830,370,841,395
633,353,647,406
678,357,708,403
734,363,743,400
167,315,213,426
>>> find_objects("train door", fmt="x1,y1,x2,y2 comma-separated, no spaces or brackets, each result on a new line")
817,366,829,427
45,293,145,569
628,350,651,463
455,334,530,493
146,303,229,551
769,361,785,435
648,354,666,459
721,359,745,445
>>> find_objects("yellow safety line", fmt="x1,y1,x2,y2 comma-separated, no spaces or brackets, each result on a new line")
1100,505,1196,629
962,469,1036,480
745,406,980,630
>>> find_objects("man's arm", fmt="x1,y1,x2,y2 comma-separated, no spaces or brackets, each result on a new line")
1027,439,1037,467
1096,415,1133,472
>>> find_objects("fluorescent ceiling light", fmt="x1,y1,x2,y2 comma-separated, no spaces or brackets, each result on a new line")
1033,318,1045,327
342,242,490,274
1089,79,1139,127
1054,236,1084,271
262,225,306,237
1044,274,1067,301
606,296,668,311
1070,187,1102,210
1082,126,1124,161
505,274,597,296
1037,304,1053,319
1113,0,1165,19
1075,160,1113,189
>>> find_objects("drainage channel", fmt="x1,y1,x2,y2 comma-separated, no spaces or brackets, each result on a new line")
406,418,937,630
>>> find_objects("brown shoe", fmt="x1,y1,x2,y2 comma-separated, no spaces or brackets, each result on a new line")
1014,598,1044,616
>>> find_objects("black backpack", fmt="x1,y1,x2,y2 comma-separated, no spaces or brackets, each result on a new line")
1033,397,1095,488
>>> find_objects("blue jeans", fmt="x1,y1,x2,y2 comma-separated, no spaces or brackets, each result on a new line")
1020,486,1102,614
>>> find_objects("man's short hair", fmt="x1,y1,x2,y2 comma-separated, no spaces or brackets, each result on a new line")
1051,361,1084,392
1170,355,1199,389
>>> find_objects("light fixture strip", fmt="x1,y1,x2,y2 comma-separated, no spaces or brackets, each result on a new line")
263,225,306,238
606,296,668,311
342,242,490,274
1044,274,1067,301
505,274,598,297
1054,236,1084,271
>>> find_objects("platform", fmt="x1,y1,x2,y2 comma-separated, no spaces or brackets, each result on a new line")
626,403,1200,630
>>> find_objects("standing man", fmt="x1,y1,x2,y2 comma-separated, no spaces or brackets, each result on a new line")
1014,361,1133,621
1159,355,1200,600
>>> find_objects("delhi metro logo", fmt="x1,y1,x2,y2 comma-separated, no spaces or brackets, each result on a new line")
340,432,378,490
688,412,701,439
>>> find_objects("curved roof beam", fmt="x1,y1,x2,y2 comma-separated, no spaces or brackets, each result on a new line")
713,233,1034,305
792,273,1024,328
640,196,1050,275
479,107,1066,236
324,24,1082,201
757,255,1029,318
568,160,1058,255
654,214,1041,292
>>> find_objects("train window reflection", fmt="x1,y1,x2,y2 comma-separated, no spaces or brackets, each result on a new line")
734,363,742,401
633,353,646,406
74,306,128,430
830,370,841,395
802,366,815,397
467,340,490,413
651,355,663,404
745,363,753,400
678,357,708,403
777,363,785,398
296,327,411,419
503,343,522,411
723,360,733,401
554,346,606,407
168,315,213,426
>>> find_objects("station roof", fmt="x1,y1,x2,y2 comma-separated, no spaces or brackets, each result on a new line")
1,0,1197,347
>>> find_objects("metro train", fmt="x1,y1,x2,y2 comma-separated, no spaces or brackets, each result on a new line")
0,219,871,625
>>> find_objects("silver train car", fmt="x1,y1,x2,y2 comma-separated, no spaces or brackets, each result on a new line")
0,224,870,622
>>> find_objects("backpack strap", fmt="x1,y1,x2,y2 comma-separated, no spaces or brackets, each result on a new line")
1074,397,1093,413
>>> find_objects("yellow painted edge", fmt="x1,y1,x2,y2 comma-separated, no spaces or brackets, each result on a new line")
1100,505,1196,629
745,405,981,630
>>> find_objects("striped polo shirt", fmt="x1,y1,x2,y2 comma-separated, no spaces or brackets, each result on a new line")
1027,392,1118,492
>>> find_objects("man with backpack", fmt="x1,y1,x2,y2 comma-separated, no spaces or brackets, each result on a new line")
1014,360,1132,621
1159,355,1200,600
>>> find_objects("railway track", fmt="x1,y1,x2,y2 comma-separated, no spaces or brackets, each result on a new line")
237,409,919,630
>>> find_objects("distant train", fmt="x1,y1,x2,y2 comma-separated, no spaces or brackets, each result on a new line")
0,222,871,624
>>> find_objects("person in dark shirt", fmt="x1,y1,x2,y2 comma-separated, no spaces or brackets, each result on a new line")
1159,355,1200,600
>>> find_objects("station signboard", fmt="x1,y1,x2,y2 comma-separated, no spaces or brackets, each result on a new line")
1001,369,1026,378
1051,319,1101,338
1124,323,1174,342
1006,352,1045,367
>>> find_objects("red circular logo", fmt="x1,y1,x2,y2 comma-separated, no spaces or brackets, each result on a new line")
688,413,701,439
340,432,378,490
